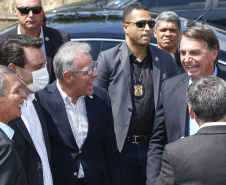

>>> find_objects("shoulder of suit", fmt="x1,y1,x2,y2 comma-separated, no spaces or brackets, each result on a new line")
42,25,69,37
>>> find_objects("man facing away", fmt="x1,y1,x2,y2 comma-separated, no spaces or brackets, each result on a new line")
0,65,28,185
0,0,70,83
154,11,185,73
38,41,118,185
0,34,52,185
94,3,179,185
146,25,226,185
156,76,226,185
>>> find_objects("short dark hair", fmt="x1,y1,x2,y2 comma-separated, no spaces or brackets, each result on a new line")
155,11,181,30
187,76,226,122
182,25,219,64
123,3,149,23
0,34,43,68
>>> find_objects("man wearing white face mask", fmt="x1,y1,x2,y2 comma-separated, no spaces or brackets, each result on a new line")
0,34,52,185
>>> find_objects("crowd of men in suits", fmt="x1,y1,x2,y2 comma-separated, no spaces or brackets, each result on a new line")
0,1,226,185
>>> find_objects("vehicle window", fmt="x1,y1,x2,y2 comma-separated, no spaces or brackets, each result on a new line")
101,41,122,52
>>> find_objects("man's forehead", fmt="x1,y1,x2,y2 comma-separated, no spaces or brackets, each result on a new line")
16,0,41,6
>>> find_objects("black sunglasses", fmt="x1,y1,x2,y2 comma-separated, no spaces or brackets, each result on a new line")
16,6,42,15
126,20,155,29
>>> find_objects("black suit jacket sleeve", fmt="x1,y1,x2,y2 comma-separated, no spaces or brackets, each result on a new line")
155,145,175,185
0,129,28,185
146,81,168,185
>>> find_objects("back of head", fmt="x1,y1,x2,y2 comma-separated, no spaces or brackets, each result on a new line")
182,25,219,63
187,76,226,122
53,41,91,80
0,65,16,96
155,11,181,30
0,34,43,67
123,3,149,22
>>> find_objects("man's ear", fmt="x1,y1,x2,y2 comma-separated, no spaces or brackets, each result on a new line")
62,71,73,83
189,106,195,119
8,63,17,71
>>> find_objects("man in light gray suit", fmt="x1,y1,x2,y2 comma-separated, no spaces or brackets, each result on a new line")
156,76,226,185
94,3,179,185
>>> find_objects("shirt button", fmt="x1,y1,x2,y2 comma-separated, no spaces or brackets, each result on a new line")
128,108,132,112
74,172,78,177
37,167,42,172
78,150,82,154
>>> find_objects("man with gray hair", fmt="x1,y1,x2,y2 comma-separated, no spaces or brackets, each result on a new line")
154,11,184,73
0,65,28,185
156,76,226,185
38,41,117,185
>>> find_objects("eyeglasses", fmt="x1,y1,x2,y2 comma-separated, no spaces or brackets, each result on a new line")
16,6,42,15
69,61,97,76
126,20,155,29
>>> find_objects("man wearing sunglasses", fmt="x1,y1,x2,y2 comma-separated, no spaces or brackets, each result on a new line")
0,0,70,84
37,41,118,185
94,3,179,185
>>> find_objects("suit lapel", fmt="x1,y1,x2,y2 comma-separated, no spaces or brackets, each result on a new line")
151,46,161,108
11,117,36,149
33,97,51,160
177,74,189,137
48,84,78,149
119,42,132,101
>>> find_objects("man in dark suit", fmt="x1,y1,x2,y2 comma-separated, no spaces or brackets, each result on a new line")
0,0,70,83
94,4,179,185
0,65,28,185
38,41,117,185
156,76,226,185
0,34,52,185
147,25,226,185
154,11,185,74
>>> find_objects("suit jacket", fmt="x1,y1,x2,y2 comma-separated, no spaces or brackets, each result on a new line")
147,66,226,185
8,94,51,185
0,25,70,83
0,128,28,185
94,42,179,152
156,125,226,185
38,82,118,185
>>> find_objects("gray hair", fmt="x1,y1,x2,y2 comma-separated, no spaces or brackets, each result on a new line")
0,65,16,97
155,11,181,30
187,76,226,122
53,41,91,80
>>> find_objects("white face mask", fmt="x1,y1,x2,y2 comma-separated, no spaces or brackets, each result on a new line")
19,67,49,92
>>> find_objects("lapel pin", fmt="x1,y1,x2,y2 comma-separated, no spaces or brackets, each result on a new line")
89,95,93,99
155,57,159,61
45,37,49,41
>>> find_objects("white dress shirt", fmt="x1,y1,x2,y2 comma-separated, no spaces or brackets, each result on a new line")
21,93,53,185
57,80,88,178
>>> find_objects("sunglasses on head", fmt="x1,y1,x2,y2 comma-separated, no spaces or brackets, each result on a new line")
126,20,155,29
16,6,42,15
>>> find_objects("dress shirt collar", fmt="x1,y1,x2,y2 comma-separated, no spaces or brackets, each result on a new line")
0,122,14,139
189,64,217,86
22,93,35,108
56,79,85,105
200,122,226,129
